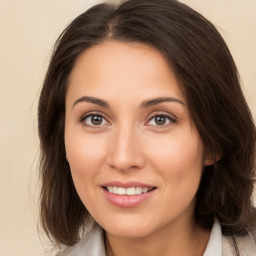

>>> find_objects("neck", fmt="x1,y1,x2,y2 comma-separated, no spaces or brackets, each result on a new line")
104,218,210,256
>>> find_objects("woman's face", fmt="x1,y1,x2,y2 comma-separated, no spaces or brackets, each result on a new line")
65,41,212,238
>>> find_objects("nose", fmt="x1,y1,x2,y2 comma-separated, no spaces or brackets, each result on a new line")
107,125,145,172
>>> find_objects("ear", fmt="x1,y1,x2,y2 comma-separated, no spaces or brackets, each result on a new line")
203,150,222,166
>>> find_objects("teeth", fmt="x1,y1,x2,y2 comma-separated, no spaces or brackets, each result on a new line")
117,187,126,195
142,188,148,193
106,186,153,195
135,187,142,194
127,187,135,195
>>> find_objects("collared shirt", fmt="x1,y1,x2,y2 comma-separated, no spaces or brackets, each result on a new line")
57,219,256,256
203,218,222,256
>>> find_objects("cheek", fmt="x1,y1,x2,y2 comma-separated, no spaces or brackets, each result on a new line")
64,131,108,200
149,130,204,170
64,133,109,216
146,129,204,195
147,132,204,219
65,132,107,171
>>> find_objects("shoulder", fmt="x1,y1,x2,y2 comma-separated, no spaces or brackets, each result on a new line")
222,228,256,256
56,224,106,256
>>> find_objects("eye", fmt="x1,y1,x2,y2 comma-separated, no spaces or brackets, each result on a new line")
81,114,109,127
147,114,175,126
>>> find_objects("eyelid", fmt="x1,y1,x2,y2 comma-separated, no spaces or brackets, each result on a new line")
79,111,176,128
145,111,177,126
80,111,111,127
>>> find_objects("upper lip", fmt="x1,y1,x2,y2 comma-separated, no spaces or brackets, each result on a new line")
100,181,156,189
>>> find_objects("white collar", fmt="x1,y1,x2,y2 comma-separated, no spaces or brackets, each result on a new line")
57,224,106,256
203,218,222,256
58,219,222,256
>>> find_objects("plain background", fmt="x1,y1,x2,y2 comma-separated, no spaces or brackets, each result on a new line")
0,0,255,255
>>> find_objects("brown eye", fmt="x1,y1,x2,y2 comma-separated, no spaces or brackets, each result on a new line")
155,116,167,125
81,114,108,127
91,115,103,125
148,114,175,126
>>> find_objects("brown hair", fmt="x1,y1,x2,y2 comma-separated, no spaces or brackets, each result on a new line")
38,0,256,248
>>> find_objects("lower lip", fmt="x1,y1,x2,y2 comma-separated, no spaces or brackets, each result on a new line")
102,188,156,208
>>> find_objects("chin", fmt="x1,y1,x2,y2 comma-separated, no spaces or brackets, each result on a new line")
105,226,154,239
99,216,158,239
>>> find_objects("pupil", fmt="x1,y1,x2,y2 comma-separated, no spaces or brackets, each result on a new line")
155,116,166,125
92,115,102,125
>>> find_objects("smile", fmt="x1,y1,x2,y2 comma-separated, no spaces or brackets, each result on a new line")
105,186,156,196
101,182,157,208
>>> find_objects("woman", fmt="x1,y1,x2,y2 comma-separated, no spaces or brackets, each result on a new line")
38,0,256,255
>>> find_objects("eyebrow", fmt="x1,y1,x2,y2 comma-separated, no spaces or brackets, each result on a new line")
140,97,185,108
72,96,185,108
73,96,109,108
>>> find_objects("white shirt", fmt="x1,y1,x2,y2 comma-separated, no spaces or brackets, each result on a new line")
57,219,256,256
203,218,222,256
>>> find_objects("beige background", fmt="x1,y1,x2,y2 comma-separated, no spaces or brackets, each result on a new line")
0,0,255,255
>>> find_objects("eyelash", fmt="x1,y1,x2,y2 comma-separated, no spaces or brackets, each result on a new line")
146,112,176,128
80,111,110,129
79,111,176,129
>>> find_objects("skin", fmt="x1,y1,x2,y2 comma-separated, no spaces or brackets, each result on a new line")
65,41,213,256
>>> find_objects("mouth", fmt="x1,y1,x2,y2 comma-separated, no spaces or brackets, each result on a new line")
102,186,157,196
100,181,157,208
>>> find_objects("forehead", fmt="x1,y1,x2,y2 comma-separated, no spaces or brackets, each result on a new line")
67,40,185,105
